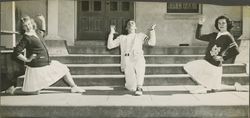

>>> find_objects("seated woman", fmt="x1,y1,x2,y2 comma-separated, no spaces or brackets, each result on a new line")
107,19,156,96
6,15,85,95
184,15,248,94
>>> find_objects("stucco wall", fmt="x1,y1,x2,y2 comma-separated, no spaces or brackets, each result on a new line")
135,2,242,46
14,0,76,46
15,0,46,31
4,1,242,47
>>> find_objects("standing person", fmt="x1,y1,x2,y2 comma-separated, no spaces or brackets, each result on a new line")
107,20,156,96
9,15,85,95
184,15,248,94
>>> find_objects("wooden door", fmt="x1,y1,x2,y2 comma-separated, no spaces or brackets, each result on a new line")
77,0,134,40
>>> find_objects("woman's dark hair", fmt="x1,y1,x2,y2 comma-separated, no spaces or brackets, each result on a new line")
214,15,233,31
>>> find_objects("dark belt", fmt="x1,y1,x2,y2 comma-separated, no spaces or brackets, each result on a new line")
125,53,130,56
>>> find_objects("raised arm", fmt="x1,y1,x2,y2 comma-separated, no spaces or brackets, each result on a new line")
107,25,120,49
195,16,213,42
36,15,46,37
147,24,156,46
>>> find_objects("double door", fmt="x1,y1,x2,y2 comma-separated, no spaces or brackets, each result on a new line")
77,0,134,40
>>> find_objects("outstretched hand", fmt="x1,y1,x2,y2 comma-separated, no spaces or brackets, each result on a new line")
151,24,156,30
198,16,206,24
36,14,45,21
213,56,224,62
110,25,117,34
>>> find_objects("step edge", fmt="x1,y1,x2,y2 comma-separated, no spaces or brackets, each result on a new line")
18,73,249,78
66,63,246,67
51,54,206,57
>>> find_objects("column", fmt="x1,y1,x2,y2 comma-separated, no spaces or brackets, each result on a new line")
235,6,250,74
44,0,69,55
44,0,61,40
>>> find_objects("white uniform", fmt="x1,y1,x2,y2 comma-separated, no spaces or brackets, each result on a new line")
108,33,148,91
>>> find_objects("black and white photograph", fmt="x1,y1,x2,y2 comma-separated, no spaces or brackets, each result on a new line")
0,0,249,117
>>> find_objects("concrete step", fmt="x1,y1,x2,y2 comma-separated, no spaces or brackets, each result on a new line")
17,74,249,86
45,40,68,55
51,54,205,64
68,46,206,55
74,40,106,46
1,86,248,118
66,64,247,75
51,54,234,64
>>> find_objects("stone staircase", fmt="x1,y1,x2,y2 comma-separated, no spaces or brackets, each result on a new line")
47,45,248,86
1,44,249,117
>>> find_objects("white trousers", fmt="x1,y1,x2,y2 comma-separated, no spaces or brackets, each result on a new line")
124,56,145,91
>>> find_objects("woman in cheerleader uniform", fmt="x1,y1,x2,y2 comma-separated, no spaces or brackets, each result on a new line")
7,15,85,95
184,15,248,94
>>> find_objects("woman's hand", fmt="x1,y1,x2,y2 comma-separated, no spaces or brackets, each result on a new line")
213,56,224,62
110,25,116,34
26,54,37,62
198,16,206,25
36,15,45,21
151,24,156,30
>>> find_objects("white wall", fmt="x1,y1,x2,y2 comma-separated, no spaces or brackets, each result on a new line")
4,1,242,47
194,4,242,45
135,2,242,46
15,0,47,30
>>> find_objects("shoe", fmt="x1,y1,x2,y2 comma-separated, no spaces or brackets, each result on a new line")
190,87,208,94
135,87,143,96
71,87,86,93
5,86,15,95
234,82,248,92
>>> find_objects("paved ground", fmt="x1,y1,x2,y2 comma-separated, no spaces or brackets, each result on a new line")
1,85,249,107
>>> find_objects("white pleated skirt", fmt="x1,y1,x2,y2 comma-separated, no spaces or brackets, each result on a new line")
22,60,69,92
184,60,222,89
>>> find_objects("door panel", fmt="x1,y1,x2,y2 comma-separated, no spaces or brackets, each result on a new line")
77,0,134,40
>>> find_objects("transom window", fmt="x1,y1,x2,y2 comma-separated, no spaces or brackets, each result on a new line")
93,1,101,11
81,1,89,11
110,1,118,11
81,1,102,12
122,2,130,11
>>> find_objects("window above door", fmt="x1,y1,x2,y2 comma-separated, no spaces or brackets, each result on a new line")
109,1,130,12
81,0,103,12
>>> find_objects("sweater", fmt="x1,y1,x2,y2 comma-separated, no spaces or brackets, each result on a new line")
195,24,239,66
13,30,50,67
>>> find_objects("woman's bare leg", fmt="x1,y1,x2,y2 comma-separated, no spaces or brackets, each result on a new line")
6,87,40,95
212,83,248,92
63,71,85,93
63,71,77,87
